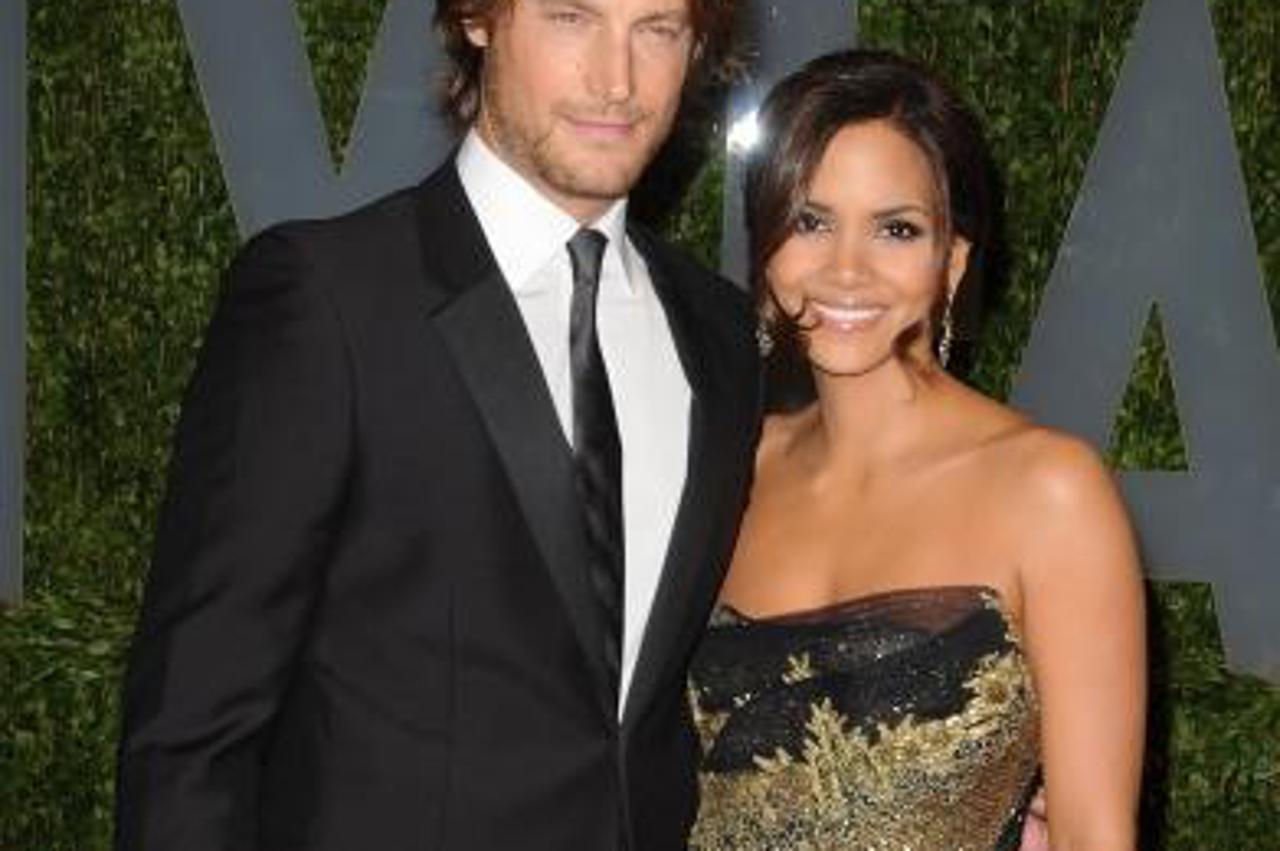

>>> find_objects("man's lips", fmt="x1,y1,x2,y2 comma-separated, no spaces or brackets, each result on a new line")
565,115,640,138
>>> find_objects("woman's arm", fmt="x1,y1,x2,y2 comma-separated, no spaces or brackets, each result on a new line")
1017,433,1147,851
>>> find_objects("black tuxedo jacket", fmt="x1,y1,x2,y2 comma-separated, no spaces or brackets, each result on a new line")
116,160,761,851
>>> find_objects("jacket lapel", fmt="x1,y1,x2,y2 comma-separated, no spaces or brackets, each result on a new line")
416,163,613,718
622,227,761,727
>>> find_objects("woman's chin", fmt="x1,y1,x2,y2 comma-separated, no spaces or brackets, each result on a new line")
807,351,885,379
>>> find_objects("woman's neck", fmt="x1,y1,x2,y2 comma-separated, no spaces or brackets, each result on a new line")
803,354,948,480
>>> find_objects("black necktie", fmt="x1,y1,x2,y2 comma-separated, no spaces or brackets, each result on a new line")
567,228,624,695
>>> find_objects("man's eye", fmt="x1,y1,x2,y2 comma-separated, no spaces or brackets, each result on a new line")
548,10,586,25
794,210,829,234
645,21,684,40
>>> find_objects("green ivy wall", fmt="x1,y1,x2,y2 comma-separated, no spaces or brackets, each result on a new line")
1,0,1276,847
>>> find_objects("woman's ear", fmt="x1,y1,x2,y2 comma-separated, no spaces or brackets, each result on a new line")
945,235,972,300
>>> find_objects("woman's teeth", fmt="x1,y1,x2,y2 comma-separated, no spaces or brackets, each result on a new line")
811,302,887,328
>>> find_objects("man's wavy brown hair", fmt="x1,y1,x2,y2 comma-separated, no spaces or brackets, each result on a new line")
433,0,739,129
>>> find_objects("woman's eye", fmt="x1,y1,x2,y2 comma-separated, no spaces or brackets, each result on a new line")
881,219,924,240
794,210,829,234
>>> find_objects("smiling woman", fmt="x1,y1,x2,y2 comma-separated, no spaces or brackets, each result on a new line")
746,49,993,402
690,49,1148,851
763,119,971,378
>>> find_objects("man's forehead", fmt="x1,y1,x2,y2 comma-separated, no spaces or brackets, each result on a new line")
527,0,693,19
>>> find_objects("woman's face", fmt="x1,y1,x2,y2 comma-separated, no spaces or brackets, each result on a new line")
765,119,970,378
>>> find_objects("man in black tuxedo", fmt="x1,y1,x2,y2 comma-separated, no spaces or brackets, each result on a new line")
115,0,758,849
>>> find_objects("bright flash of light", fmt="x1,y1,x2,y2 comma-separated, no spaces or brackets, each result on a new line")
727,109,761,156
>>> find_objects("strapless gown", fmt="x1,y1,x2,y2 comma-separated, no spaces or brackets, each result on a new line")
687,585,1040,851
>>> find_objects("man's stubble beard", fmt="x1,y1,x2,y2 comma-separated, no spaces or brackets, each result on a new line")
481,72,669,207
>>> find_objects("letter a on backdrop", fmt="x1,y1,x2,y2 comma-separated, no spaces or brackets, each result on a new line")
1012,0,1280,681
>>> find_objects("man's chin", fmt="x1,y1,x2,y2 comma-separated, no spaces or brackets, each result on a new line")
542,161,646,206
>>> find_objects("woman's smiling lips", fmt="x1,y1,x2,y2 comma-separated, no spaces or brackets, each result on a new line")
810,300,889,331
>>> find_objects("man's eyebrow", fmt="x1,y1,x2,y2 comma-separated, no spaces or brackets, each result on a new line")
532,0,599,12
638,8,691,23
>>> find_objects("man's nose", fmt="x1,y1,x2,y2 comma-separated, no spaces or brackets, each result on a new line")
585,29,635,104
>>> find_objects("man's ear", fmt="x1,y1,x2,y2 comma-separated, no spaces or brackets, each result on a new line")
945,235,972,300
463,18,490,48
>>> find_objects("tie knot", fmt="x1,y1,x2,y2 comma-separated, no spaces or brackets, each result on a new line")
567,228,609,293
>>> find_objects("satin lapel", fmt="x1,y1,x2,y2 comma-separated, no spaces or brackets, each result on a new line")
418,165,613,717
622,230,759,727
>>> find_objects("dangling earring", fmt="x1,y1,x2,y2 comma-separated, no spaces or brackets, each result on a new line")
937,296,955,368
756,318,775,358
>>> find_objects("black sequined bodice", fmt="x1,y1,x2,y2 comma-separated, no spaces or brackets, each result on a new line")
687,585,1040,851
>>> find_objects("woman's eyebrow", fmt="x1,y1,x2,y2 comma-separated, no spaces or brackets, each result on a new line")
872,204,932,219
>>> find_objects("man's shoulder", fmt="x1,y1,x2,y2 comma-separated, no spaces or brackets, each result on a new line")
218,173,453,320
254,180,425,260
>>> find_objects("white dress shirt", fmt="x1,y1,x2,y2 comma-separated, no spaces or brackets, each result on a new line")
456,131,691,713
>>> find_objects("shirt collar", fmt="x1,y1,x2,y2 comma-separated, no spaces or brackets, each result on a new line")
456,130,635,295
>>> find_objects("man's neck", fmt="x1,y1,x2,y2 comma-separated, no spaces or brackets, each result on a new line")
472,121,619,224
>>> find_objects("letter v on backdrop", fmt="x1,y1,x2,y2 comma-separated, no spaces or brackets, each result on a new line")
176,0,453,237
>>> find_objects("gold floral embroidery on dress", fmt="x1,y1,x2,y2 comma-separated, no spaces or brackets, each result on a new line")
688,589,1040,851
782,652,816,685
691,690,731,758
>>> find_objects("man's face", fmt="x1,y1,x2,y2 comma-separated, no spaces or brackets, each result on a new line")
466,0,696,221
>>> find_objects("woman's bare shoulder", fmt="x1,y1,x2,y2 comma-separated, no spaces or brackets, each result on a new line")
991,423,1139,592
995,424,1117,511
951,392,1128,541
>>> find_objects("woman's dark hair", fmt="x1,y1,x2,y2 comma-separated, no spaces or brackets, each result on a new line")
433,0,740,130
744,49,997,406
